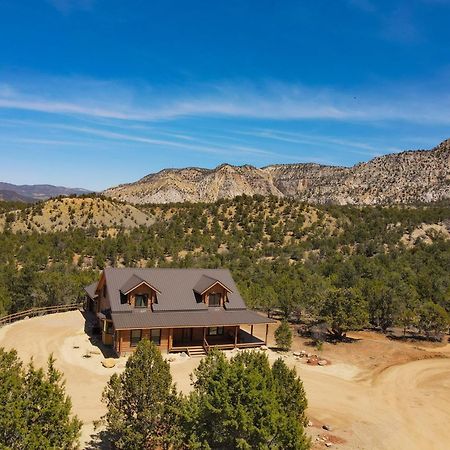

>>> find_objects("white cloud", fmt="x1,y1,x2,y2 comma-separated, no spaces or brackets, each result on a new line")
0,76,450,126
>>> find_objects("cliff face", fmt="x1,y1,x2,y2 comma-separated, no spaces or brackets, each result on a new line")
104,139,450,205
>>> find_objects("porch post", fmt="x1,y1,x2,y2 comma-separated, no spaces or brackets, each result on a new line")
264,323,269,345
250,325,254,336
203,327,206,342
168,328,172,352
234,325,238,347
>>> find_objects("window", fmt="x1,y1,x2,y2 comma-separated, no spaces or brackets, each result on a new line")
207,326,224,336
130,329,142,347
135,294,148,308
151,329,161,345
208,293,221,307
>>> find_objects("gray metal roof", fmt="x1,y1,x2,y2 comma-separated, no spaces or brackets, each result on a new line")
193,275,232,295
102,268,247,313
84,281,98,300
120,274,161,295
112,308,275,330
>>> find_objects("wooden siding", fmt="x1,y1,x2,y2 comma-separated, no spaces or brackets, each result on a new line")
202,284,228,307
116,328,170,355
127,284,157,308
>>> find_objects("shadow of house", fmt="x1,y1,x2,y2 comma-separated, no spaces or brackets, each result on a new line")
82,310,118,359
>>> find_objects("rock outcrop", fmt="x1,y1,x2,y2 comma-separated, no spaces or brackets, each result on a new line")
104,139,450,205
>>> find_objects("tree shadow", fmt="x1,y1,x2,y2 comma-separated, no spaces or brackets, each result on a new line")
84,429,111,450
387,333,444,343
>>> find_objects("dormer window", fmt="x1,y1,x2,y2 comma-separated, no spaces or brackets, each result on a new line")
208,293,221,307
135,294,148,308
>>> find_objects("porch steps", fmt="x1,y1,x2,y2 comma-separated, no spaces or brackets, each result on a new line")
187,346,207,358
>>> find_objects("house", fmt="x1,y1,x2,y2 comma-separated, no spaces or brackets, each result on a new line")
85,268,275,356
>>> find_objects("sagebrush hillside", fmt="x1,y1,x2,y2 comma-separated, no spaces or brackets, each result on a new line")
104,139,450,205
0,196,154,233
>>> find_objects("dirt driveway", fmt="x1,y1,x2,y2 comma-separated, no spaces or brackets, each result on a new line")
0,311,449,449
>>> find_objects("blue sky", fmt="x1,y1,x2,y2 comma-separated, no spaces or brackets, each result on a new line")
0,0,449,190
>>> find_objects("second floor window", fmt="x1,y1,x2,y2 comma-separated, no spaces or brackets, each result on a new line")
135,294,148,308
208,293,221,307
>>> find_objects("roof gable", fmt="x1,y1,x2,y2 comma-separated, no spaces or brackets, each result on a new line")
120,274,161,295
193,275,232,295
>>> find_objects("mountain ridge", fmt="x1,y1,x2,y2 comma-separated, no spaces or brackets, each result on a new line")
103,139,450,205
0,182,91,202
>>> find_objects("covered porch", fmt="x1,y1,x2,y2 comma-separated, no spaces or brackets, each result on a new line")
170,324,268,353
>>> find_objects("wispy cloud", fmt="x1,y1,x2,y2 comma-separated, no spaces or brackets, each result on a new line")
237,129,387,157
0,75,450,126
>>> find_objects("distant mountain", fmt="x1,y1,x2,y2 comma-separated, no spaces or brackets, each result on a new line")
0,182,91,202
104,139,450,205
0,189,36,202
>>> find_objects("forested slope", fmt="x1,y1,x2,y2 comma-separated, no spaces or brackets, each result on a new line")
0,195,449,336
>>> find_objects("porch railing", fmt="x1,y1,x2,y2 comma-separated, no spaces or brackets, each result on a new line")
0,303,83,327
203,338,210,353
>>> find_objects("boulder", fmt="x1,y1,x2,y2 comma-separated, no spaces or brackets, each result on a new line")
322,424,333,431
102,358,116,368
318,359,328,366
260,345,268,351
293,351,301,357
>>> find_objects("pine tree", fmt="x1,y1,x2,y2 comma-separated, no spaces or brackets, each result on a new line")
100,339,182,449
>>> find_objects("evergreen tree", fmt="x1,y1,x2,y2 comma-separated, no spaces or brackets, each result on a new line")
0,348,81,449
274,320,293,351
100,339,182,449
418,302,449,338
183,350,310,450
320,287,368,339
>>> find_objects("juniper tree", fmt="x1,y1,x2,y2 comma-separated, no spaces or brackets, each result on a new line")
100,339,182,450
274,320,293,351
0,348,81,449
320,287,368,340
183,349,310,450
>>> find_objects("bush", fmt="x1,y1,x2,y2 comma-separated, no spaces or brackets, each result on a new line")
275,320,293,351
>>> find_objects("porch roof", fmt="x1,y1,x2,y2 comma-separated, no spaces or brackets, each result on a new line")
111,308,275,330
84,281,98,300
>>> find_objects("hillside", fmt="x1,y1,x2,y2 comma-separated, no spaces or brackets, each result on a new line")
0,189,35,202
0,196,154,233
104,139,450,205
0,182,91,201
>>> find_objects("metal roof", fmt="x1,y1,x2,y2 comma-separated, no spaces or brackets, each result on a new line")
102,268,247,312
193,275,232,295
84,281,98,300
112,308,275,330
120,274,161,295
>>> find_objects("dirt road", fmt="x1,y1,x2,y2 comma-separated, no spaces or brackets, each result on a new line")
0,311,449,449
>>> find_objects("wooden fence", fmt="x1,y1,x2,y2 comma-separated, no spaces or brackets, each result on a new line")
0,303,83,327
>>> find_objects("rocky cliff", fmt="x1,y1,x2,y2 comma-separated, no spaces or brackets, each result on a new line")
104,139,450,205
